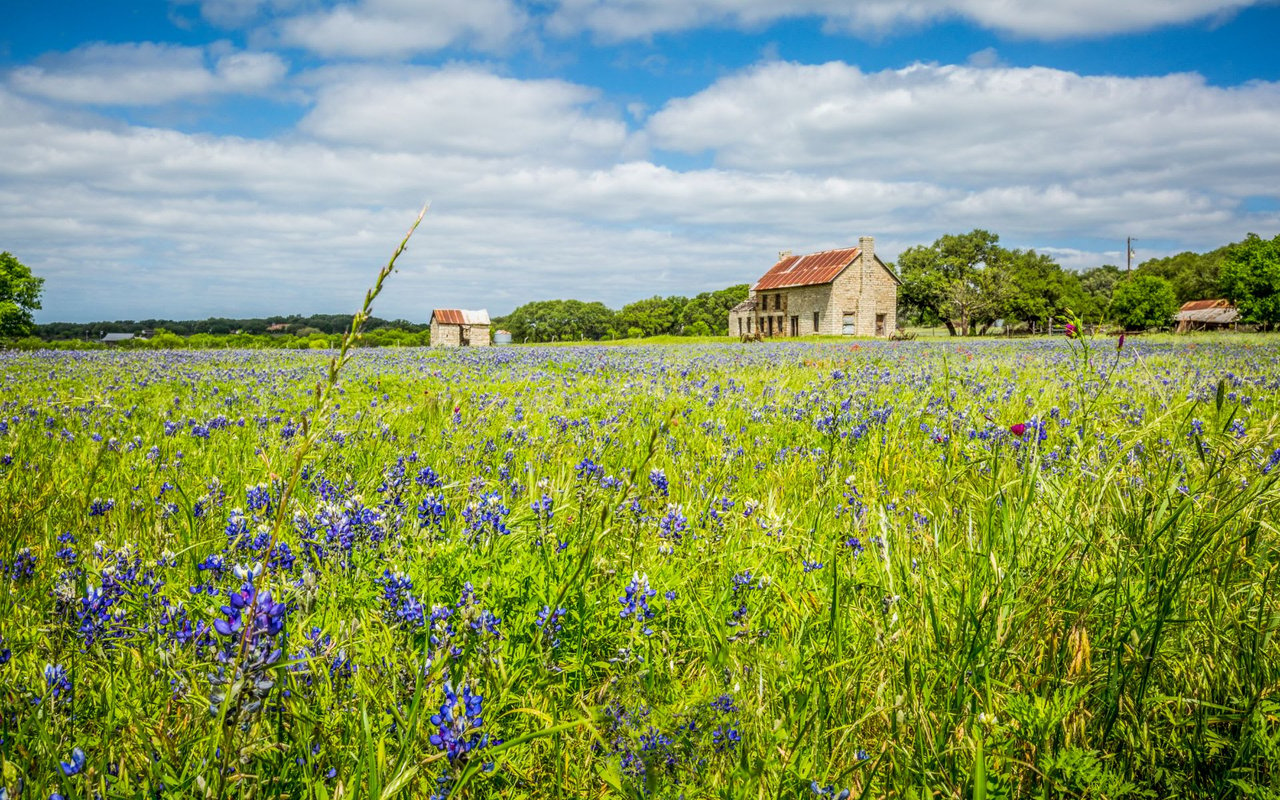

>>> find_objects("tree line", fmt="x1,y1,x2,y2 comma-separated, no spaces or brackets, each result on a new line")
494,285,750,342
898,229,1280,333
33,313,427,340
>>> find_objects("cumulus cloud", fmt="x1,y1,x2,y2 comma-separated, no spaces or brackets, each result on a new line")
6,42,288,106
548,0,1263,40
1,50,1276,321
646,61,1280,198
277,0,527,57
298,66,632,161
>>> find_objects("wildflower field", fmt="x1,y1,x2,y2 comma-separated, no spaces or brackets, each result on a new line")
2,335,1279,799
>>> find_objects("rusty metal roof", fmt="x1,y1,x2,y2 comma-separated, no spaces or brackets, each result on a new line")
1179,299,1233,312
754,247,860,291
1175,307,1239,324
431,309,490,326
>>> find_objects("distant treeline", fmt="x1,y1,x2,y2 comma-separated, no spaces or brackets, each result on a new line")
7,327,432,351
495,285,749,343
34,313,426,340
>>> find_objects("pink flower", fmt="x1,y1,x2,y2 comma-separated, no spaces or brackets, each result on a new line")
1009,423,1028,437
1064,323,1078,339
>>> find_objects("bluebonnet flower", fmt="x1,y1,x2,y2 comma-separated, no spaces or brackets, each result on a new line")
75,583,130,648
620,572,657,635
802,559,825,573
208,563,286,724
456,582,502,639
429,681,494,764
376,570,425,629
1262,447,1280,476
462,493,510,542
44,663,72,703
531,494,554,525
88,498,115,517
3,548,36,581
844,537,864,556
712,725,740,752
710,694,737,714
648,469,669,496
575,457,604,482
245,484,273,515
60,747,86,776
415,466,444,489
535,605,566,649
658,504,687,551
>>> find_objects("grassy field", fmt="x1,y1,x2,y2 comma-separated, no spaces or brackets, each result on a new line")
1,334,1278,799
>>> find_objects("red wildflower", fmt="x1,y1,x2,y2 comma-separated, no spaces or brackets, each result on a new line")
1009,423,1028,437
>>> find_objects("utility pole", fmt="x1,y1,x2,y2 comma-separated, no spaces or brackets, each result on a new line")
1126,237,1137,273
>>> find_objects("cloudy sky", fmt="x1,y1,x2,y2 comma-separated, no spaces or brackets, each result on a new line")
3,0,1279,322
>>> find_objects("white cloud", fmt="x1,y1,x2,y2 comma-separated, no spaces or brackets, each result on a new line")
277,0,527,57
6,42,287,106
0,50,1276,322
646,61,1280,198
548,0,1263,40
298,66,631,161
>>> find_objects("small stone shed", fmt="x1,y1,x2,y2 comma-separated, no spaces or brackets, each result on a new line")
728,235,900,338
429,309,491,347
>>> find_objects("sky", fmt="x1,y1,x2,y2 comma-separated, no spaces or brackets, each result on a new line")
2,0,1279,323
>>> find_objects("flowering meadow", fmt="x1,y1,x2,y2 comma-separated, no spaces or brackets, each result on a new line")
1,335,1279,799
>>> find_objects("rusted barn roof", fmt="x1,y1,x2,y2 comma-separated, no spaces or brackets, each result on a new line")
431,309,490,326
1179,299,1233,312
754,247,860,291
1175,307,1239,325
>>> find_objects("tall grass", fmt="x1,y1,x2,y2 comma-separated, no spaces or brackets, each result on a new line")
1,293,1278,796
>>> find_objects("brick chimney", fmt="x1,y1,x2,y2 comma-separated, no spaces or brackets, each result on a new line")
859,235,875,266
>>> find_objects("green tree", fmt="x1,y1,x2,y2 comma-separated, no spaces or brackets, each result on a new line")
898,230,1076,334
1220,232,1280,329
1077,265,1123,319
1136,248,1227,304
1110,274,1178,330
0,252,45,337
679,284,748,335
617,296,680,338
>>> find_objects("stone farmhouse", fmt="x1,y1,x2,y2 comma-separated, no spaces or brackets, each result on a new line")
728,236,900,338
429,309,491,347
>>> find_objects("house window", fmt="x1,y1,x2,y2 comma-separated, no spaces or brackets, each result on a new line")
842,313,855,335
813,312,820,332
790,316,799,337
876,313,886,336
746,317,752,333
737,318,743,335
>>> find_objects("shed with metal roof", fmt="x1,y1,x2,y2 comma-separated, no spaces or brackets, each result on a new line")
429,309,491,347
1175,299,1239,333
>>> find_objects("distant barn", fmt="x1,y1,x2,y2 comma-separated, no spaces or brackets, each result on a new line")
1175,299,1239,333
429,309,491,347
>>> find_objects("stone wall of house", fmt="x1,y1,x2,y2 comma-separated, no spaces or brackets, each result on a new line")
827,238,898,337
467,325,492,347
430,320,462,347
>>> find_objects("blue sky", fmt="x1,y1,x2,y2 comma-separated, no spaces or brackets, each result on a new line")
3,0,1279,322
